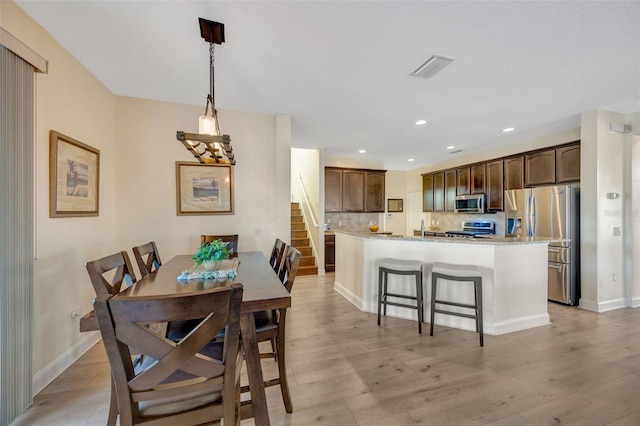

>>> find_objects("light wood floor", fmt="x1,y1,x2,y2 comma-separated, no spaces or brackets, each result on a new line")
13,273,640,425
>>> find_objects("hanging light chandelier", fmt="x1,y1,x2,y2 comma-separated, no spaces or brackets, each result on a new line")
177,17,235,165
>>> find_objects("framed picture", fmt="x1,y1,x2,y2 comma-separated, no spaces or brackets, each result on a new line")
387,198,403,212
49,130,100,217
176,161,234,215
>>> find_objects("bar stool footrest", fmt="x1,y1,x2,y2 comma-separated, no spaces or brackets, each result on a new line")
383,300,422,310
434,300,477,310
433,308,478,320
383,292,418,301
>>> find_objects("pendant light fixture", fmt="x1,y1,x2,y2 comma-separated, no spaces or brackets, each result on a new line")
176,17,235,165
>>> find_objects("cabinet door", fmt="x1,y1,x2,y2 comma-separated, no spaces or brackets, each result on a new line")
444,169,457,212
457,167,470,195
486,160,504,211
504,156,524,190
324,234,335,272
364,171,386,212
556,144,580,183
324,169,342,212
342,170,365,212
470,164,485,194
525,149,556,186
422,174,434,212
433,172,445,212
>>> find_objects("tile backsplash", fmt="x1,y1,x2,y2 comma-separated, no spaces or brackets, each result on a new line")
325,213,379,232
428,212,506,236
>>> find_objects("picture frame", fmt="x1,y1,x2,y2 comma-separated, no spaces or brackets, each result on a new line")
176,161,234,215
387,198,403,212
49,130,100,217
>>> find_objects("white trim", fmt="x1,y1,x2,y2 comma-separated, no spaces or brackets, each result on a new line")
333,280,364,311
32,332,101,396
629,296,640,308
0,27,48,73
579,297,627,313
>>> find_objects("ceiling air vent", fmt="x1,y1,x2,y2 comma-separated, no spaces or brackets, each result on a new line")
411,55,455,79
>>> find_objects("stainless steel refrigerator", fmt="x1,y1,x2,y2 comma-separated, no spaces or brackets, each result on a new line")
505,185,580,305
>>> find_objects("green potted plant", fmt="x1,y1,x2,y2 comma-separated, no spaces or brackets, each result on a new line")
192,239,231,270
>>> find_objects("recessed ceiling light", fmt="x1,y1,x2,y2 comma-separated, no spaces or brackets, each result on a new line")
416,120,427,125
408,158,415,162
503,127,515,133
358,149,366,154
446,146,456,150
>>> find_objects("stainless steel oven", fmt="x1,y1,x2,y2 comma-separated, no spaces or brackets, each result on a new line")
454,194,485,213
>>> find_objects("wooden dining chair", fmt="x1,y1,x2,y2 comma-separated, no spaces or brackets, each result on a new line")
200,234,239,257
269,238,287,274
85,251,137,297
249,245,301,413
132,241,162,278
94,283,244,426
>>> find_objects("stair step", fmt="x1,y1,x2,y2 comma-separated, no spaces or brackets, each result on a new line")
297,247,312,257
291,238,309,247
291,230,308,239
297,265,318,276
299,256,316,267
291,223,306,231
291,202,300,210
291,216,303,224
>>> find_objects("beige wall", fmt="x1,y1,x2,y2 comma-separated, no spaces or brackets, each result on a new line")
291,147,321,269
2,1,290,395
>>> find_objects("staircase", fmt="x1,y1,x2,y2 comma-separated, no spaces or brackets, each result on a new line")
290,202,318,276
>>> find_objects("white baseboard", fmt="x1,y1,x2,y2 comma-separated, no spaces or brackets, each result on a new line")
630,297,640,308
333,280,364,311
489,313,551,335
32,331,101,396
580,297,627,312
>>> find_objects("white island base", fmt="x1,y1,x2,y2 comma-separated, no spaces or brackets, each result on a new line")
333,232,551,335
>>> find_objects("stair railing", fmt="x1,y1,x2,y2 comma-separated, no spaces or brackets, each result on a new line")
296,172,319,228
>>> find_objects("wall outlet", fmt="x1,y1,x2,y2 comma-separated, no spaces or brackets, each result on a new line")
613,227,621,236
613,273,617,282
70,306,81,322
255,227,262,237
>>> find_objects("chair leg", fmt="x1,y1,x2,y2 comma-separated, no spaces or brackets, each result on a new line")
277,309,293,413
108,375,118,426
430,273,437,336
377,267,383,326
476,277,484,347
416,271,422,334
383,271,388,316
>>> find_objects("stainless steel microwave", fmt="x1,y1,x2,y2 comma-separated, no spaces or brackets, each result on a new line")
454,194,486,213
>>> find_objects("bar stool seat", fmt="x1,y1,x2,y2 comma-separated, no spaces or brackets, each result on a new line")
377,258,424,333
430,262,484,346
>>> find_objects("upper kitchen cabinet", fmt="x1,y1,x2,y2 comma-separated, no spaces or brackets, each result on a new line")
470,164,485,194
457,167,470,195
444,170,457,211
486,160,504,211
525,149,556,186
433,171,445,211
556,144,580,183
342,169,365,212
364,171,386,212
325,167,386,213
422,174,434,212
504,156,524,190
324,168,343,212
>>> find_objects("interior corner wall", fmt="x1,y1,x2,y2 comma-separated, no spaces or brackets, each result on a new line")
114,96,290,262
580,109,628,312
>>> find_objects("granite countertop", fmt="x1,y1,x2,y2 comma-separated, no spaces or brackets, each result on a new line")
334,230,566,245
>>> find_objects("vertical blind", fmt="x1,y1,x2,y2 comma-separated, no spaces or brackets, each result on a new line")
0,44,35,426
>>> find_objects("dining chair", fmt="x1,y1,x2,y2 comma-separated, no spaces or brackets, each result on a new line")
269,238,287,274
249,245,301,413
200,234,239,257
94,283,244,426
132,241,162,278
85,251,137,297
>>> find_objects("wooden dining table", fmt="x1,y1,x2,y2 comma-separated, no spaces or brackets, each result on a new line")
80,251,290,426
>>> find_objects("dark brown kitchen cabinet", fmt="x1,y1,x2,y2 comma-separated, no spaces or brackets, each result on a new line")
324,233,335,272
433,172,445,212
324,168,342,212
486,160,504,211
504,156,524,190
422,174,434,212
470,164,485,194
525,149,556,186
364,171,386,212
444,169,457,211
342,170,365,212
556,144,580,183
457,167,470,195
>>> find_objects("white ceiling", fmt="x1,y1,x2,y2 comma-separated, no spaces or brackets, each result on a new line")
16,1,640,170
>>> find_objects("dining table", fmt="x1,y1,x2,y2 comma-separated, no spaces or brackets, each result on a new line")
80,251,291,426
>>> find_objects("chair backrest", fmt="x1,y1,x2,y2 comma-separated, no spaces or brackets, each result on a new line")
94,283,244,425
85,251,137,296
200,234,239,256
132,241,162,278
278,246,301,293
269,238,287,274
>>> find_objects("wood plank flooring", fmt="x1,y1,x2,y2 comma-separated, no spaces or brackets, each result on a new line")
13,273,640,425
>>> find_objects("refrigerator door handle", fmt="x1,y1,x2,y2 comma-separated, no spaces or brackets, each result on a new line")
530,193,537,237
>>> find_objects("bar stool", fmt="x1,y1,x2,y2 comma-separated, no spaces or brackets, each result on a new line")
377,259,424,333
430,262,484,346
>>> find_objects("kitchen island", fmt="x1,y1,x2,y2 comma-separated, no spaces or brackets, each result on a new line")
333,231,557,335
